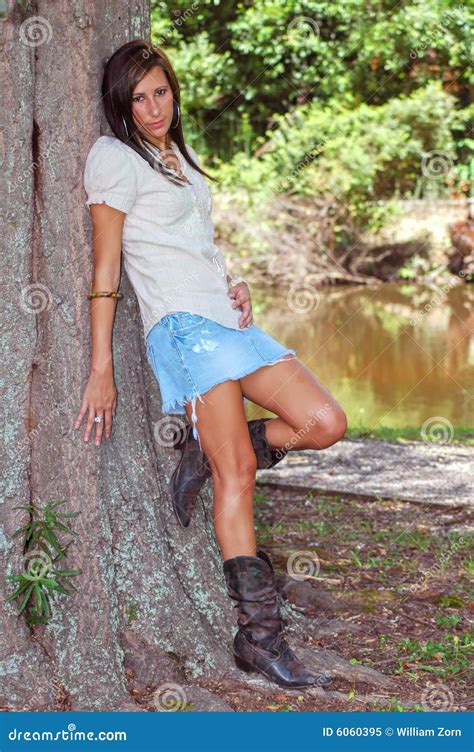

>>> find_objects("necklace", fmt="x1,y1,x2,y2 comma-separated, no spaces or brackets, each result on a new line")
142,140,190,186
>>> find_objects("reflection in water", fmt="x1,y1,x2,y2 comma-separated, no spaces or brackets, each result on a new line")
254,282,474,430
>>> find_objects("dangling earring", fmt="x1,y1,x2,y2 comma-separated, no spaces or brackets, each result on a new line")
171,101,180,129
122,116,130,137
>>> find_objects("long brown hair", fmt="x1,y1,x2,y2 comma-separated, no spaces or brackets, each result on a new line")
101,38,216,185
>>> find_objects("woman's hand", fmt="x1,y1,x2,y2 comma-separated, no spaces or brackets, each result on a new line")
228,280,253,329
74,368,117,446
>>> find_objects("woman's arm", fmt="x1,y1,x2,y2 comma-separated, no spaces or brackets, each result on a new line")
74,203,125,446
89,203,125,374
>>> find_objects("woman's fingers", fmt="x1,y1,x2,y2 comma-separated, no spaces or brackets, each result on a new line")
239,300,253,328
104,409,113,440
76,404,111,445
74,402,88,430
75,378,116,445
93,411,104,447
84,405,98,443
228,282,250,309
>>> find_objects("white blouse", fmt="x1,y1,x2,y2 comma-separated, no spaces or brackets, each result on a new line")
83,135,242,340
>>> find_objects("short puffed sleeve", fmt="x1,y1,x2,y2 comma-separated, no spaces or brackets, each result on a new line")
83,139,138,214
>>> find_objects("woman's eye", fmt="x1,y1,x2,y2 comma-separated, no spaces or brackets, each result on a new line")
132,89,166,102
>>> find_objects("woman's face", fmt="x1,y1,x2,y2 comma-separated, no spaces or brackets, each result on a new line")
131,66,174,148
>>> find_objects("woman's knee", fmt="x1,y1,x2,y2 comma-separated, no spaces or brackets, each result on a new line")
305,404,348,448
208,448,257,486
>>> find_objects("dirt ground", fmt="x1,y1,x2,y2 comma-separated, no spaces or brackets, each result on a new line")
141,482,473,713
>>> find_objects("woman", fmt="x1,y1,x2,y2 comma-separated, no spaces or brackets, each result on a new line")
75,39,347,690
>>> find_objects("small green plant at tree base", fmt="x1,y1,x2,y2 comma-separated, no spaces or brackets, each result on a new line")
125,602,139,624
7,498,81,628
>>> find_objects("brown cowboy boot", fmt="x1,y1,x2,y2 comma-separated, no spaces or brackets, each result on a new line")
169,418,288,528
247,418,289,469
223,549,332,689
168,423,211,528
172,418,287,466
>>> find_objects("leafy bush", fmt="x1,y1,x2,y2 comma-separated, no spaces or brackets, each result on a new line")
213,82,466,229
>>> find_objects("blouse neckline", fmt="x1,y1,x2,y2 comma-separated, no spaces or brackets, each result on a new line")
146,139,192,186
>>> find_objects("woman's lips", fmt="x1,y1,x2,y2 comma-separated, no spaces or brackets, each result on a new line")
149,119,164,129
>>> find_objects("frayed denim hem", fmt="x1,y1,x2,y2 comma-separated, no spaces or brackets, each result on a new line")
161,349,297,451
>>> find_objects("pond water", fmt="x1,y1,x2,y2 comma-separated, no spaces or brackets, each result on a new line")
251,282,474,431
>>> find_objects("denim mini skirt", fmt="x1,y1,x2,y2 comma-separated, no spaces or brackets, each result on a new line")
145,311,297,450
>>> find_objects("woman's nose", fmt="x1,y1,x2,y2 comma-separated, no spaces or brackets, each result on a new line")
147,101,161,118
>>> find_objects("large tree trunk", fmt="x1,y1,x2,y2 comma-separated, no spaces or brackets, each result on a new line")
1,0,236,712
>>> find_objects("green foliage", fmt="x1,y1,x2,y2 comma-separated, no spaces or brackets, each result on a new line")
150,0,473,243
213,82,466,231
7,499,81,627
125,602,139,624
435,613,461,628
347,423,474,444
462,559,474,576
151,0,473,157
396,632,473,677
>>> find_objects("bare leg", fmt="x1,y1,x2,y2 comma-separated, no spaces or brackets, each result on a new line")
240,356,347,451
183,379,257,560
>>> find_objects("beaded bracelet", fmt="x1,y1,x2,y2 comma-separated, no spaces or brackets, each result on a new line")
87,291,124,300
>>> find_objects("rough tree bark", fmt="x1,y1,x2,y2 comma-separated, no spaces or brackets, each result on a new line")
1,1,394,713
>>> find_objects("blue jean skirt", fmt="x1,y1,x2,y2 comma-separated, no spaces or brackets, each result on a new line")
145,311,297,451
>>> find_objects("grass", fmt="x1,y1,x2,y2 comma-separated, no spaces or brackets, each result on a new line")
394,632,473,678
346,424,474,445
253,483,473,709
